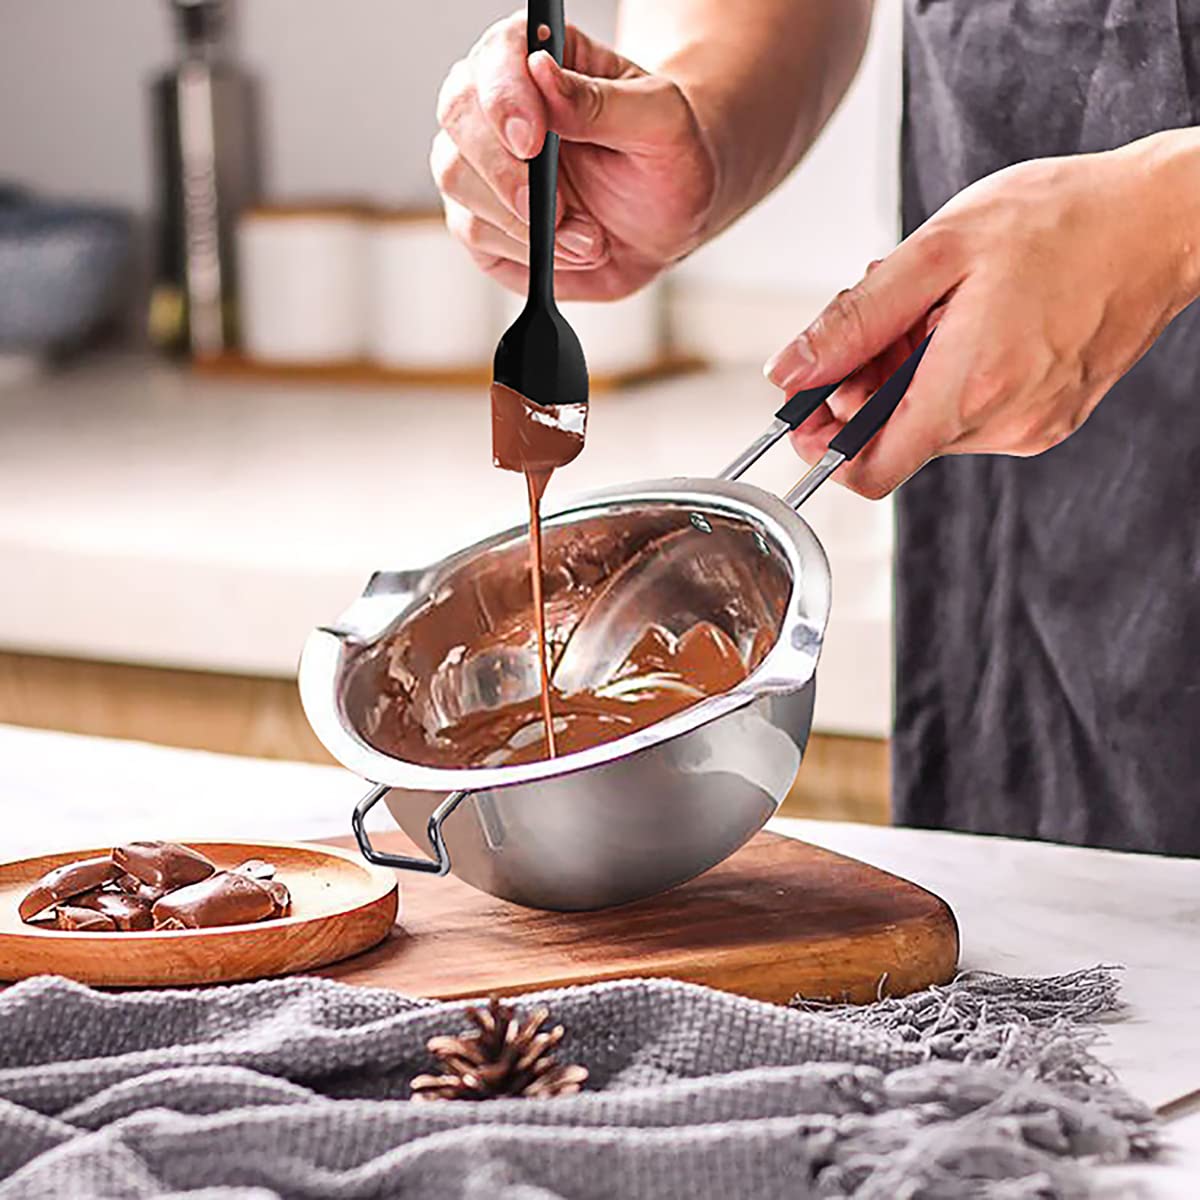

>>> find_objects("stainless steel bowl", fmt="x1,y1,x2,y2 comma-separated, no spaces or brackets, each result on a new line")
299,477,831,911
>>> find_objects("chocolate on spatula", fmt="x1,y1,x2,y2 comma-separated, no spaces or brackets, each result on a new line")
490,383,585,476
151,871,284,930
18,856,120,922
113,841,215,891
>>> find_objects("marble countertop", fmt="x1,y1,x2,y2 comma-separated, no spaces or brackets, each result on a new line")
1,722,1197,1195
0,356,894,736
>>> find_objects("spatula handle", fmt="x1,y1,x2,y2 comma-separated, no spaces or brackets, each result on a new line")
527,0,565,307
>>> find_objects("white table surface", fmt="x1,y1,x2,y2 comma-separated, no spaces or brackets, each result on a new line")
1,722,1197,1195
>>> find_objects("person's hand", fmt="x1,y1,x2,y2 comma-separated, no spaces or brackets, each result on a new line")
432,11,717,300
764,132,1200,498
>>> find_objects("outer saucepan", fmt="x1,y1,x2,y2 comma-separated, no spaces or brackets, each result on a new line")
299,337,930,911
299,477,828,911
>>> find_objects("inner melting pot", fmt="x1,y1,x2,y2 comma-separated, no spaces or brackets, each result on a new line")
342,505,792,769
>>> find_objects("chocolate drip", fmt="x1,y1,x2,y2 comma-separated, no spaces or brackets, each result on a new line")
526,469,557,756
491,382,585,760
373,619,749,769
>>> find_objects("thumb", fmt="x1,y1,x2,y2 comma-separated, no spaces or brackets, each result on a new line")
764,229,961,393
528,50,676,150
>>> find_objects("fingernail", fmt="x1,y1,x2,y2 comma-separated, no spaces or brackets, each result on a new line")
558,223,601,260
514,185,530,222
504,116,534,159
529,48,558,77
764,332,817,384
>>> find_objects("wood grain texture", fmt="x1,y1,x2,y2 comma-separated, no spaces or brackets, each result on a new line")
316,830,958,1005
0,653,890,825
785,734,891,824
191,352,708,393
0,841,397,986
0,652,334,764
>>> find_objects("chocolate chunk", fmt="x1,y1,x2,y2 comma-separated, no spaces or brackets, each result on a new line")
114,873,167,903
55,905,118,932
19,856,120,923
233,859,275,881
151,871,276,930
79,889,154,931
113,841,215,891
263,879,291,917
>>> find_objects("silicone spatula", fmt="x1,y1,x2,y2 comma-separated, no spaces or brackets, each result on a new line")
491,0,589,473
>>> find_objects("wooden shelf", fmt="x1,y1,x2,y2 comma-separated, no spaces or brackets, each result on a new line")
0,651,890,826
191,352,708,393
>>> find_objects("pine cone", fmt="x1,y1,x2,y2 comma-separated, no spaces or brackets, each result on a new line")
410,996,589,1102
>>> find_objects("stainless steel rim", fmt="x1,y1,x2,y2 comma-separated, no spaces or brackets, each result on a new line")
299,476,831,794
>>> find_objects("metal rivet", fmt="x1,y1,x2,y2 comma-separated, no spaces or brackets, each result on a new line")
689,513,713,533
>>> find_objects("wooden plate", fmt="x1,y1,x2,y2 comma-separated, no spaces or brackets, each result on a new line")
0,841,398,987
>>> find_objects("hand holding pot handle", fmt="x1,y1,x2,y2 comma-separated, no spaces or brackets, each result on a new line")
829,334,932,461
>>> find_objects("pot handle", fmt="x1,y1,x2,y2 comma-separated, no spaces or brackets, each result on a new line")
351,783,468,876
785,333,932,509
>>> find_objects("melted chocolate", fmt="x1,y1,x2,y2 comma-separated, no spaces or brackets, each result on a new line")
373,620,748,768
526,469,557,755
491,382,587,759
491,382,585,475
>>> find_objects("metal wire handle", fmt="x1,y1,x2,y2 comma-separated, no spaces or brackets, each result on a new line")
351,783,469,875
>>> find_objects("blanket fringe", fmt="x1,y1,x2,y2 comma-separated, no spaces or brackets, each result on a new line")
792,967,1157,1198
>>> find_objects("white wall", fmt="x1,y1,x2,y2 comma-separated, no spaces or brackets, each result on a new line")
0,1,610,209
0,0,903,739
0,0,900,308
678,0,901,297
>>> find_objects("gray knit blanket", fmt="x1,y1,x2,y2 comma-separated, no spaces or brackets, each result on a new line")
0,969,1157,1199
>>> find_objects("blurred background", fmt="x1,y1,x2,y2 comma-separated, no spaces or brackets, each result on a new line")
0,0,902,826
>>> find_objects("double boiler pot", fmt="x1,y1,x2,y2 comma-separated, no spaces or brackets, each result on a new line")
300,477,831,912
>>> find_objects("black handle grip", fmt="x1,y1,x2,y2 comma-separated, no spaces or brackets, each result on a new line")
775,380,844,430
526,0,565,306
828,333,933,461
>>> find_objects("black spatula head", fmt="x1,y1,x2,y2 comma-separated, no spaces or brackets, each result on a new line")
491,0,588,473
494,302,589,411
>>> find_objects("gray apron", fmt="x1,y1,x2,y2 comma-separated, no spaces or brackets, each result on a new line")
895,0,1200,854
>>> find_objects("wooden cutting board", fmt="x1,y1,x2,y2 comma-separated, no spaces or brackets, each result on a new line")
317,830,959,1005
